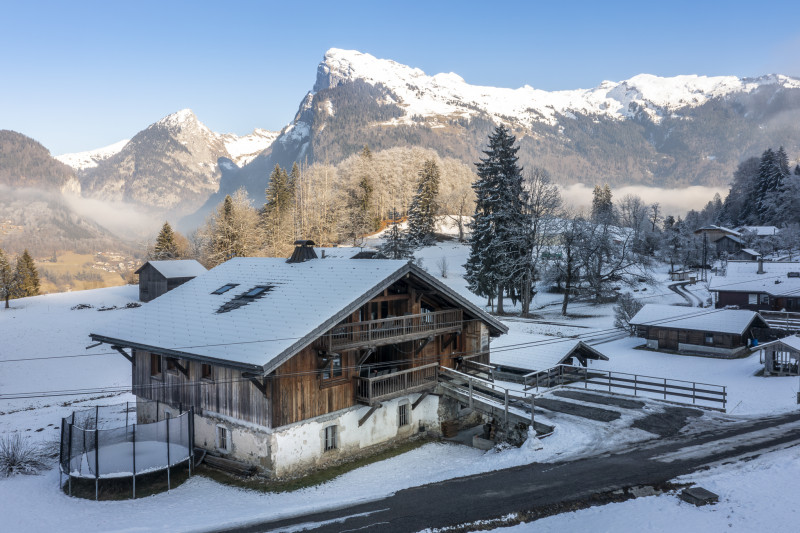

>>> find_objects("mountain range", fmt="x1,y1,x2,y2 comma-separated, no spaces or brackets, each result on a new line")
4,48,800,249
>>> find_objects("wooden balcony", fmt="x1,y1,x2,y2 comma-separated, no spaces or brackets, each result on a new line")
354,363,439,405
328,309,463,351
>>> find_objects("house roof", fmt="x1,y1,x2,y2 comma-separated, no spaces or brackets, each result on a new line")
694,225,741,238
629,304,766,335
92,257,507,373
135,260,207,278
736,226,779,237
716,235,744,245
739,248,761,257
709,261,800,297
757,335,800,352
491,336,608,373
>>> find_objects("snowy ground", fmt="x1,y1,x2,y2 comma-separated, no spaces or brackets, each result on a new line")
482,444,800,533
1,240,799,532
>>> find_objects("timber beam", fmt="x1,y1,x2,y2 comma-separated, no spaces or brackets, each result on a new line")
358,403,382,427
412,391,430,410
111,345,135,366
414,336,434,356
173,359,189,378
247,377,268,397
442,332,459,351
357,348,375,366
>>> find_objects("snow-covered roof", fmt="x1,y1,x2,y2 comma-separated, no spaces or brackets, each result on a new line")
629,304,765,335
695,225,741,238
739,248,761,257
136,260,208,279
92,258,507,372
314,247,383,259
758,335,800,352
709,261,800,297
491,336,608,373
717,234,744,244
737,226,779,237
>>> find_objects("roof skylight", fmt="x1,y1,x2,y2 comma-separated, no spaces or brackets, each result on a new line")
212,284,238,295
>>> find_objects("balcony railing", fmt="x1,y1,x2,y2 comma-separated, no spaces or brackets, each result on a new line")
354,363,439,405
329,309,463,351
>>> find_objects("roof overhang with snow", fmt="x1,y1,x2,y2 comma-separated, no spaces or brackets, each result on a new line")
630,304,768,335
91,257,507,374
490,337,608,373
134,259,208,278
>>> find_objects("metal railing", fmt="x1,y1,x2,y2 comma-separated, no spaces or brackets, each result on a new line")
330,309,462,350
523,364,727,411
760,310,800,332
354,363,439,405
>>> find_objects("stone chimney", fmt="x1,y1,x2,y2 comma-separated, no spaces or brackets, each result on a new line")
757,257,764,274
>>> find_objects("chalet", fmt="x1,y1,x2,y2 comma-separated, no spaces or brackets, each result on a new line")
630,304,768,357
90,245,507,476
135,260,207,302
759,336,800,376
710,260,800,311
732,248,761,261
669,269,697,282
694,225,741,243
713,234,744,254
491,336,608,378
735,226,779,238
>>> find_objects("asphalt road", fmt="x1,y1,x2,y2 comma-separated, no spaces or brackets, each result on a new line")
219,411,800,533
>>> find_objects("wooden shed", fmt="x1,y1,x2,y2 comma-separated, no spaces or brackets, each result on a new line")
630,304,768,358
135,260,207,302
760,336,800,376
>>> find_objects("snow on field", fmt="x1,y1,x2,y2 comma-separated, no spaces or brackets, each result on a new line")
486,444,800,533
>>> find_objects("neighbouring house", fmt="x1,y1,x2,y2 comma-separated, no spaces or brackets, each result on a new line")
735,226,779,238
135,260,207,302
732,248,761,261
629,304,768,358
710,260,800,311
91,243,507,476
759,335,800,376
491,336,608,380
713,234,744,255
669,269,697,282
694,225,741,243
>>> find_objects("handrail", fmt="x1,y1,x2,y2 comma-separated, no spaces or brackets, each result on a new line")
330,309,463,350
354,363,439,404
360,362,439,383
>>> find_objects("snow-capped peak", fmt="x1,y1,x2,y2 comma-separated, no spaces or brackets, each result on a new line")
56,138,129,171
219,128,279,166
316,48,800,127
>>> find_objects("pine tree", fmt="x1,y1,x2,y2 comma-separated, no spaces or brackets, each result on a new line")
263,164,296,255
406,159,441,247
152,222,179,259
203,190,262,266
0,248,16,309
795,164,800,176
379,209,413,259
464,125,528,314
591,184,614,222
15,249,39,298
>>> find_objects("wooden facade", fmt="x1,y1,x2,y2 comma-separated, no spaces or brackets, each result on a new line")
131,277,488,429
136,262,201,302
716,291,800,312
639,325,743,351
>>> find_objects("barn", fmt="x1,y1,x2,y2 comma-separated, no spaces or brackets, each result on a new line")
630,304,768,358
135,260,207,302
91,246,507,476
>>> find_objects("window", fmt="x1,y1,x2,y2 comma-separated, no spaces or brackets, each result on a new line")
398,403,409,427
322,354,343,380
212,284,238,295
201,363,213,381
150,353,162,378
748,294,757,305
760,294,770,305
705,332,714,344
244,285,273,298
324,425,338,451
217,426,231,453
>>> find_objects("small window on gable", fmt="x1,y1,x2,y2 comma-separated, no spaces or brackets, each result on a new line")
150,353,162,378
322,354,343,380
201,363,213,381
212,283,238,295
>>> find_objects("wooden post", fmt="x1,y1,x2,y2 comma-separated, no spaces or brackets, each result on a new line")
468,379,473,409
634,375,638,396
166,416,171,492
664,378,667,400
95,405,99,430
608,371,611,393
67,422,72,497
132,424,136,499
692,382,696,404
189,407,195,477
58,418,64,490
529,395,535,430
95,428,99,501
504,389,509,435
125,402,129,429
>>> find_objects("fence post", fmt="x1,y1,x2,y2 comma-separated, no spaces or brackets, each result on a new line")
132,424,136,499
584,367,588,390
126,402,129,429
95,405,99,429
664,378,667,400
692,382,696,405
166,416,171,492
634,375,638,396
67,422,73,496
468,379,473,409
530,395,535,430
156,400,160,422
723,386,727,411
59,418,64,490
189,407,195,477
504,389,509,435
95,428,99,501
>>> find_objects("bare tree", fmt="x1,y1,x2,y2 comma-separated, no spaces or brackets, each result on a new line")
437,257,449,278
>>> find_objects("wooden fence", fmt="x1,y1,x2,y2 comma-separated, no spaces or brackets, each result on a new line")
354,363,439,405
523,364,727,411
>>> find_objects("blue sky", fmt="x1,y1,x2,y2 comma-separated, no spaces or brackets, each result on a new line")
3,0,799,155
